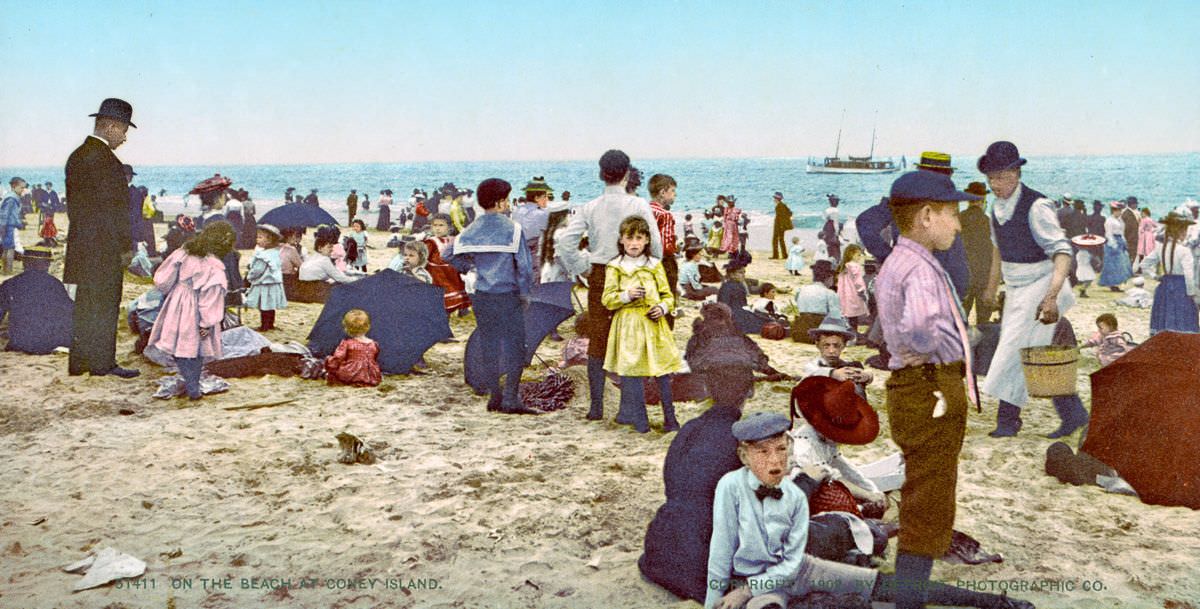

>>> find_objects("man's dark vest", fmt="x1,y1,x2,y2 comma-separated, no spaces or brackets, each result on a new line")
991,185,1050,264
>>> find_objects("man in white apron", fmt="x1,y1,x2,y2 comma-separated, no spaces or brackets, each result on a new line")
978,142,1089,438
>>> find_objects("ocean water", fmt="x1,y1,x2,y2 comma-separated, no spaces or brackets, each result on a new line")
5,153,1198,229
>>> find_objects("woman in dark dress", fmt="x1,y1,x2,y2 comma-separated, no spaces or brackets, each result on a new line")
638,337,755,603
375,190,392,232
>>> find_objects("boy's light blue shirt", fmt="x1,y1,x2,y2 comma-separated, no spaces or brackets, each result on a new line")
704,467,809,609
679,259,702,290
444,212,533,296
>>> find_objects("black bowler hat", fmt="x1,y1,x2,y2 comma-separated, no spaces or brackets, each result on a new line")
89,98,136,128
977,141,1026,174
122,164,137,177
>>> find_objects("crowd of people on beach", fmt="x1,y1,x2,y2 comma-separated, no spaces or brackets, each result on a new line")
6,97,1200,609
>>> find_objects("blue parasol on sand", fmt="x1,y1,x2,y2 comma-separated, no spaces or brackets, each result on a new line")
463,281,576,394
307,270,452,374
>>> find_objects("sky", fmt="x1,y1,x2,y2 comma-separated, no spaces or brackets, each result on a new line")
1,0,1198,167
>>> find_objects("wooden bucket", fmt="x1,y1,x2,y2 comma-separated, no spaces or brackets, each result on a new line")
1020,345,1079,397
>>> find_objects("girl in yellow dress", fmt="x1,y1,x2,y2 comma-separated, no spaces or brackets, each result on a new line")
603,216,683,433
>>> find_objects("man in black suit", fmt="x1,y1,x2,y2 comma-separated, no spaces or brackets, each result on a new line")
64,98,140,378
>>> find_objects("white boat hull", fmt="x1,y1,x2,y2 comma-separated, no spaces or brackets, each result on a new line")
806,164,900,174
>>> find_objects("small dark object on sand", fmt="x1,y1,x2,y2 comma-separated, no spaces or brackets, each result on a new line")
336,432,376,465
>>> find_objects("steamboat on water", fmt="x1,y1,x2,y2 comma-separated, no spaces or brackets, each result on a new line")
806,124,903,175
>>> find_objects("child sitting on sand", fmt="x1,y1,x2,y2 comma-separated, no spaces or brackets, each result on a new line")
706,220,723,256
1115,276,1153,308
245,224,287,332
679,246,719,301
705,412,1031,609
299,226,359,284
602,215,682,433
793,260,843,344
1081,313,1135,367
750,282,788,323
325,309,382,387
421,216,472,315
788,376,886,517
389,240,433,284
278,227,305,276
803,316,873,397
427,213,455,257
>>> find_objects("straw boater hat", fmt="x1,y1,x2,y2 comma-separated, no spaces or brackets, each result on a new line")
790,376,879,445
1071,234,1106,247
915,151,955,174
257,224,282,238
807,315,856,341
1108,200,1125,210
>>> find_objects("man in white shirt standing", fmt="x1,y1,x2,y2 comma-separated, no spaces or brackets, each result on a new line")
558,150,663,421
978,141,1088,439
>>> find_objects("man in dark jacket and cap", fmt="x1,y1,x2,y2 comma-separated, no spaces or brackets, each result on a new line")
770,191,793,259
64,97,140,378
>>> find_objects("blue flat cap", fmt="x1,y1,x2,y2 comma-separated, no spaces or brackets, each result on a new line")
889,171,982,204
732,412,791,442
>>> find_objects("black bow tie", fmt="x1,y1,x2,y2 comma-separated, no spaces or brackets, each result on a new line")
755,485,783,502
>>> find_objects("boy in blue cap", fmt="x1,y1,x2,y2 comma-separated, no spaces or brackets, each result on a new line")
705,409,1031,609
874,170,982,609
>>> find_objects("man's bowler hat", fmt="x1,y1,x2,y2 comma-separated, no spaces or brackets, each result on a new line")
977,141,1026,174
89,98,136,128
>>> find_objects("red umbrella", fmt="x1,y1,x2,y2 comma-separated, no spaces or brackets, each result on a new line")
1082,331,1200,509
189,174,233,195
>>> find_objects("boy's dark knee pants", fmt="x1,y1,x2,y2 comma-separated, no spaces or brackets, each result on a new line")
885,364,968,558
472,292,526,398
586,264,614,358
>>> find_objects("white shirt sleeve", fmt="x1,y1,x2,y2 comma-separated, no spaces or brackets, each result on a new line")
1029,198,1073,257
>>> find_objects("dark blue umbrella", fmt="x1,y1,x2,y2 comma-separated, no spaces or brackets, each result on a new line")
307,270,452,374
258,203,338,230
463,281,576,394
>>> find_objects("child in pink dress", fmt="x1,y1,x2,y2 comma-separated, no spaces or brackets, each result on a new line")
1135,208,1158,269
836,244,869,335
325,309,382,387
147,222,235,400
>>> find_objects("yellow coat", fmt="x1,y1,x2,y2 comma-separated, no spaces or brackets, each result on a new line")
602,256,682,377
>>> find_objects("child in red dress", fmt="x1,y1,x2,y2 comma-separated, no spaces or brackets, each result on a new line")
325,309,382,387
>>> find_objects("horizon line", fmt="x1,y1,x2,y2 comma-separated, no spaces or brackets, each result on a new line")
3,150,1197,172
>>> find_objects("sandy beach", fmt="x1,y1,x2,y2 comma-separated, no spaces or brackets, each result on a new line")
1,213,1197,609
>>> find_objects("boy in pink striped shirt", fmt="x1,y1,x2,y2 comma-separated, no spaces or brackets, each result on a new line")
874,171,982,609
